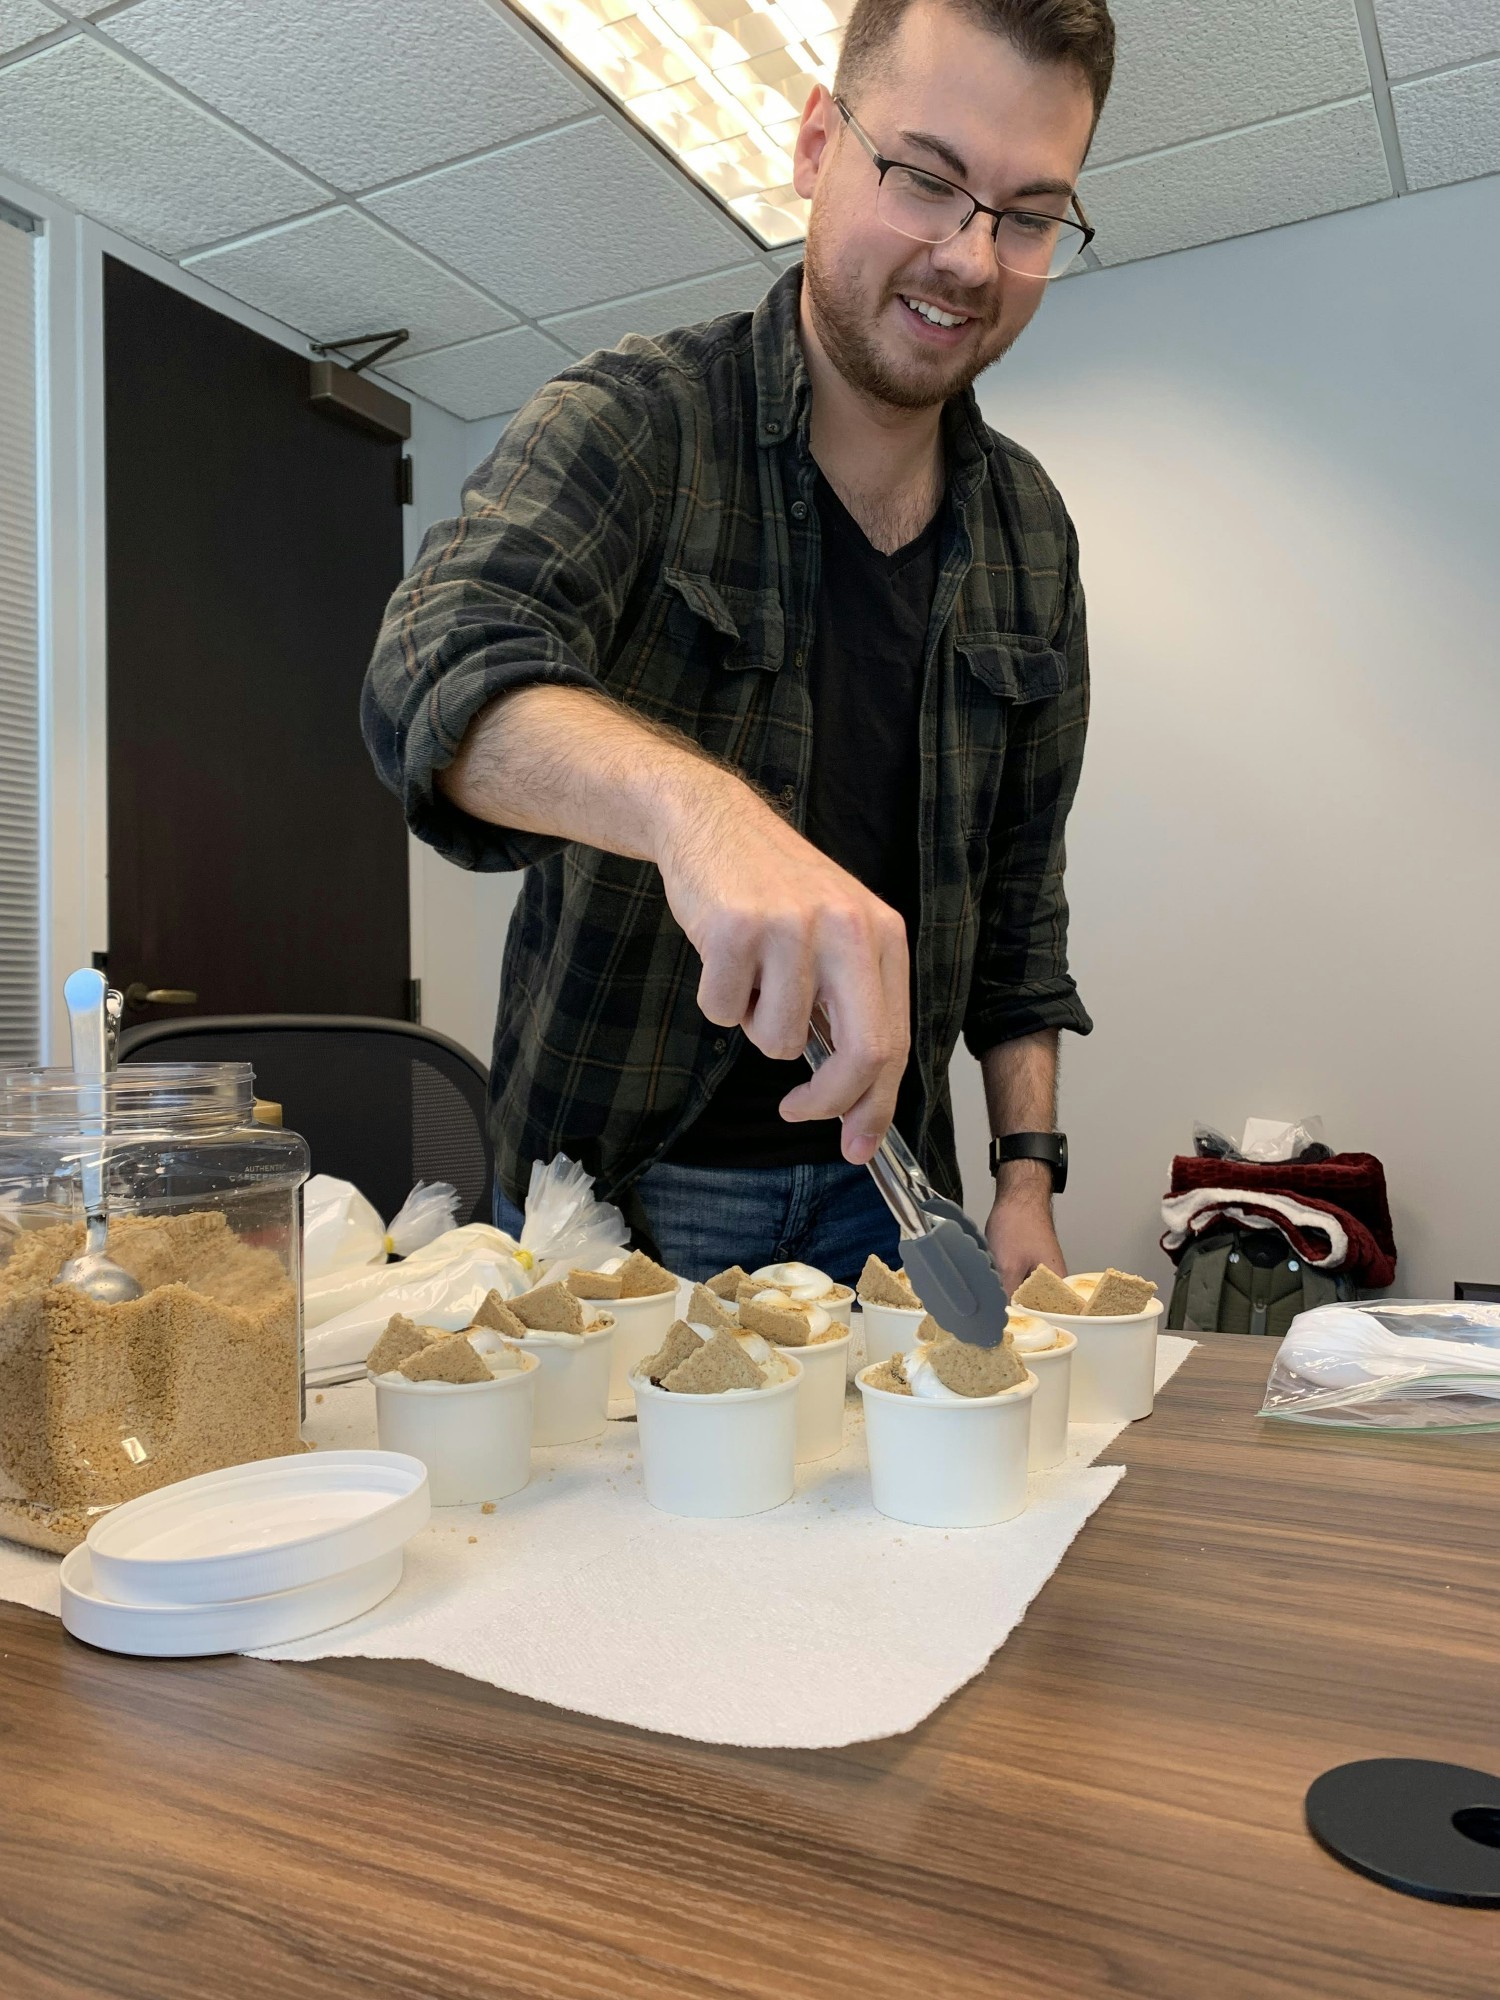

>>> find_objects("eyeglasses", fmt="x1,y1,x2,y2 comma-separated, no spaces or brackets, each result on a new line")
834,98,1094,282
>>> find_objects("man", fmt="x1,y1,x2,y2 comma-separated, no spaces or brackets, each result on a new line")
363,0,1113,1287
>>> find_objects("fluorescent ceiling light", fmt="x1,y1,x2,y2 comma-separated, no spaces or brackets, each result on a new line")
510,0,853,246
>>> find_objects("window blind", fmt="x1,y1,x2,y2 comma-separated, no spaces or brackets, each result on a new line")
0,212,39,1065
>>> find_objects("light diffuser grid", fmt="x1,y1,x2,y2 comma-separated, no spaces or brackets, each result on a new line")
509,0,852,245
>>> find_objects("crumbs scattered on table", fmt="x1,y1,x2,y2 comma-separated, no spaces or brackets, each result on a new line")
468,1535,477,1544
314,1392,324,1404
481,1502,496,1515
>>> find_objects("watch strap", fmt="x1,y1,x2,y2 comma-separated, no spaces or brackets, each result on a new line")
989,1131,1068,1194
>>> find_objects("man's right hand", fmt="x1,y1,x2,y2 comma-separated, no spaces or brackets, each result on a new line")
438,684,911,1162
656,768,910,1164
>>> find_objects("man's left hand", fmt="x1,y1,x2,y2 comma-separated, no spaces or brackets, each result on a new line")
984,1162,1064,1295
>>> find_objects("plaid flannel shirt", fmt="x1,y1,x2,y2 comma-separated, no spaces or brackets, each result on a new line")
362,266,1092,1208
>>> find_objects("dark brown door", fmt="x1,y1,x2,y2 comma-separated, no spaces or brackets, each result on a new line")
102,255,410,1026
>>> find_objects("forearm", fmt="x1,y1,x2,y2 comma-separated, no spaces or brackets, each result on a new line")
437,683,768,869
980,1030,1059,1203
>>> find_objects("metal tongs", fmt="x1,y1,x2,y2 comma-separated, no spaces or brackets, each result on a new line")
804,1022,1010,1348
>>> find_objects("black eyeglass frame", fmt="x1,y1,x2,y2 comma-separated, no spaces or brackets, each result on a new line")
833,96,1095,276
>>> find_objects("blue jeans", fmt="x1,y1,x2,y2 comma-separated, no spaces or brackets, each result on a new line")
495,1160,898,1289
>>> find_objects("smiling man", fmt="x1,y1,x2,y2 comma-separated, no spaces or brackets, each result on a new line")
363,0,1114,1288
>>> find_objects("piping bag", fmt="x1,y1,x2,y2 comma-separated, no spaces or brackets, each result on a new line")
803,1022,1009,1348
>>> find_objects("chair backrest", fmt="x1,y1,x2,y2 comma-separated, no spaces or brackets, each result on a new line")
118,1015,492,1228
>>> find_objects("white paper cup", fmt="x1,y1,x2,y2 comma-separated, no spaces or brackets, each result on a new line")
857,1299,928,1366
373,1354,537,1507
1026,1299,1164,1423
820,1286,854,1329
630,1359,801,1518
519,1317,615,1445
600,1290,678,1416
857,1364,1038,1528
784,1331,852,1462
1019,1330,1076,1469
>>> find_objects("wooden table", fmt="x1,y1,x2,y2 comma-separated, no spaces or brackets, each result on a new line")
0,1335,1495,1999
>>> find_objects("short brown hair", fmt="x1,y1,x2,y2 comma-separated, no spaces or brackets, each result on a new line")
834,0,1116,125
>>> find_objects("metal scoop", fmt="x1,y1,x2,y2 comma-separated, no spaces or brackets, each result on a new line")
56,969,142,1305
803,1023,1009,1348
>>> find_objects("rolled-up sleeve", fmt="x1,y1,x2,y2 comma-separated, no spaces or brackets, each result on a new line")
361,364,663,872
962,513,1094,1056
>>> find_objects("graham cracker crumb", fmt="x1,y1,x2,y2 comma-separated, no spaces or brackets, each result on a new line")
314,1392,324,1405
865,1356,912,1395
1084,1269,1157,1317
0,1210,299,1554
857,1255,919,1308
1012,1265,1088,1315
467,1535,478,1544
567,1268,624,1299
705,1265,751,1300
401,1335,491,1385
367,1313,434,1375
687,1284,736,1332
470,1290,529,1338
480,1502,496,1515
616,1249,675,1299
510,1282,585,1334
662,1329,763,1395
640,1319,703,1385
740,1297,813,1347
926,1331,1027,1398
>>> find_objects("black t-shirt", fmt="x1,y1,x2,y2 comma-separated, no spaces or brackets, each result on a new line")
666,472,943,1168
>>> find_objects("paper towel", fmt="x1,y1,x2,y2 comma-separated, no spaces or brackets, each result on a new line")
0,1337,1194,1748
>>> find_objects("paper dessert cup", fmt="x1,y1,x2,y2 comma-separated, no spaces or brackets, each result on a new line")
821,1286,854,1329
373,1352,537,1507
1026,1298,1164,1424
858,1299,928,1367
786,1330,852,1462
1022,1329,1076,1470
630,1360,802,1518
521,1317,615,1446
856,1364,1038,1528
601,1290,679,1417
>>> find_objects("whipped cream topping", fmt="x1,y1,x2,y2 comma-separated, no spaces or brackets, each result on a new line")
751,1261,845,1306
1007,1311,1060,1354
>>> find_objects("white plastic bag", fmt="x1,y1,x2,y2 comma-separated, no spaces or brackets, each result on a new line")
517,1155,628,1280
301,1175,386,1281
1261,1301,1500,1429
303,1223,524,1328
304,1249,532,1377
383,1181,460,1256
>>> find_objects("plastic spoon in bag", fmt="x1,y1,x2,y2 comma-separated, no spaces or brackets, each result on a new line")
803,1021,1009,1348
57,969,142,1305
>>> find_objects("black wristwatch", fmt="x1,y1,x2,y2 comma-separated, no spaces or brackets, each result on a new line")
989,1131,1068,1194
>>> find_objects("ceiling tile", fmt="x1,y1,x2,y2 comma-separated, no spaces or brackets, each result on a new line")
0,36,322,255
103,0,589,191
0,0,64,60
542,264,773,357
770,246,805,271
378,325,574,421
364,118,757,318
1391,57,1500,189
1091,0,1371,167
1372,0,1500,79
1084,98,1391,266
184,207,513,356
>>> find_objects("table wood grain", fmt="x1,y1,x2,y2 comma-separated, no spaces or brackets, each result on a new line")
0,1335,1495,2000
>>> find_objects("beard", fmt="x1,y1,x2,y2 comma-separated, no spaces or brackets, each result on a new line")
801,224,1018,412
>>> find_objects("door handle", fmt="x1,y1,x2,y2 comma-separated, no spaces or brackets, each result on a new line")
123,983,198,1009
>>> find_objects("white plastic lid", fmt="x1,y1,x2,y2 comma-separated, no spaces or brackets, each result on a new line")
61,1544,403,1658
85,1450,429,1607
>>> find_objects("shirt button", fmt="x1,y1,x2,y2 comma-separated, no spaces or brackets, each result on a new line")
779,784,796,807
766,419,781,435
793,648,806,669
791,500,807,521
713,1037,728,1053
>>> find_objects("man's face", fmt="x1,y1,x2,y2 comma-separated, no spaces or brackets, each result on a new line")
794,2,1096,411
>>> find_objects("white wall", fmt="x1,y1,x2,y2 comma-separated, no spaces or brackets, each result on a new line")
957,174,1500,1298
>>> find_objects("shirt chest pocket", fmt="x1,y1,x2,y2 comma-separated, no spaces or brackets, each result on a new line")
951,631,1070,847
662,567,786,676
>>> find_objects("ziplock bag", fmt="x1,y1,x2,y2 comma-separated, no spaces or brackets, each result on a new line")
1260,1301,1500,1430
